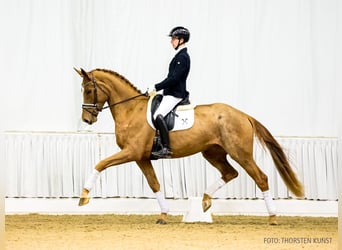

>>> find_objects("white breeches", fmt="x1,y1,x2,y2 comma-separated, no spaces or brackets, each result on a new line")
153,95,182,120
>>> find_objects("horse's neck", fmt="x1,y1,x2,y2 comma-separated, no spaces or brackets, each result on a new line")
102,73,145,123
95,71,138,101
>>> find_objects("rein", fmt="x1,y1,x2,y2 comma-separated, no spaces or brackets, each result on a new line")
101,92,148,110
82,75,148,114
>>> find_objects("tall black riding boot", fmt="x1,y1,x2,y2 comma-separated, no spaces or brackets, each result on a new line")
152,114,172,158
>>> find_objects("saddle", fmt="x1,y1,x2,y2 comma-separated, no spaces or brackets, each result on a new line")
150,94,190,131
150,94,191,160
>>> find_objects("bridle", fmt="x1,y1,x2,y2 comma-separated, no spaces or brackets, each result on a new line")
82,75,147,116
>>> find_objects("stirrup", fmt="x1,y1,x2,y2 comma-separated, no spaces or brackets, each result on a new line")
152,147,172,158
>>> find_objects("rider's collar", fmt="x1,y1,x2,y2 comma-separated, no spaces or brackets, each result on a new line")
175,45,186,55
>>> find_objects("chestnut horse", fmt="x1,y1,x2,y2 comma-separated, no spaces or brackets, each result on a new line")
75,68,304,225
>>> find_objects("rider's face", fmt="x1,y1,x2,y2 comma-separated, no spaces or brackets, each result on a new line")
171,37,183,49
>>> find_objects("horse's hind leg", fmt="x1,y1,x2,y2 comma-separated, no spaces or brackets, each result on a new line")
201,145,239,212
233,153,278,225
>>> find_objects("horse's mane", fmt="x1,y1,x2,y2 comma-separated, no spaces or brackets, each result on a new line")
92,68,142,94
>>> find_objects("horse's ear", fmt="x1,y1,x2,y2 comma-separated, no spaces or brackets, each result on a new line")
74,67,90,80
74,67,83,77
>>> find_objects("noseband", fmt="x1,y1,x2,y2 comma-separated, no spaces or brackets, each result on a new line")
82,75,148,116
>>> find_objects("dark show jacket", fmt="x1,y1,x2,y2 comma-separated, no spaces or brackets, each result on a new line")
155,48,190,99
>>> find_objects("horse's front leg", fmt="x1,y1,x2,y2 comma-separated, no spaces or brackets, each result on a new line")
136,160,169,225
79,149,133,206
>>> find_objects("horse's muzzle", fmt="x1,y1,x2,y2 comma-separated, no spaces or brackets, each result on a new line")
82,112,97,125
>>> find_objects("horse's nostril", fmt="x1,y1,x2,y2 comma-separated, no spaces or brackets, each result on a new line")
83,118,92,125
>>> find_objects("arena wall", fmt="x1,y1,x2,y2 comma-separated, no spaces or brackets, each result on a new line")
2,132,338,216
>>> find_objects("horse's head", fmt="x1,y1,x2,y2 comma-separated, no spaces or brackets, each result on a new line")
74,68,110,125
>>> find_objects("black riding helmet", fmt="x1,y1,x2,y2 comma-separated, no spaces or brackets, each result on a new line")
168,26,190,43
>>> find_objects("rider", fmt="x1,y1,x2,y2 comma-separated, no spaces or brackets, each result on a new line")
147,26,191,158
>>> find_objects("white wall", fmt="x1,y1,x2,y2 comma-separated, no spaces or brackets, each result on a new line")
3,132,338,200
0,0,341,136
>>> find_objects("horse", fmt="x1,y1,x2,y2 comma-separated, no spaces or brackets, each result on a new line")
74,68,304,225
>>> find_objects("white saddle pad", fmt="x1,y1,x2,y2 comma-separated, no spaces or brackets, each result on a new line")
146,94,195,131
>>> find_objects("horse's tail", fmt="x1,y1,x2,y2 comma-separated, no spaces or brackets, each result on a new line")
249,117,304,197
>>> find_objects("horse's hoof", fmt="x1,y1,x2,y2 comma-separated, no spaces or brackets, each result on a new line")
156,219,167,225
202,194,212,212
78,197,90,206
268,215,278,225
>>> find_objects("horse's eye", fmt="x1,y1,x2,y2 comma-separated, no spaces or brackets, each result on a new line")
85,90,92,95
